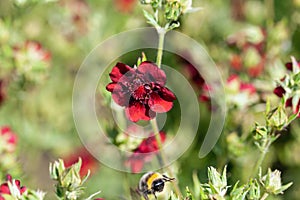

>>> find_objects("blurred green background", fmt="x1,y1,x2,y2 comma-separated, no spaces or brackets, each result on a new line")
0,0,299,199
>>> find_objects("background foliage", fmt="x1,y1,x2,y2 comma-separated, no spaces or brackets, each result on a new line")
0,0,299,199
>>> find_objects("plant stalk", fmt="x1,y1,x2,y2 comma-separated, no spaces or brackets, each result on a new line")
150,118,183,198
260,192,269,200
156,27,166,68
252,137,272,177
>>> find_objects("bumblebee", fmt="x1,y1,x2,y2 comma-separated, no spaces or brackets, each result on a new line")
138,171,175,200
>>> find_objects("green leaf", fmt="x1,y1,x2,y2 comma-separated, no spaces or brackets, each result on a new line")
287,113,298,125
275,182,293,195
185,187,195,200
165,21,180,31
143,9,160,28
84,190,101,200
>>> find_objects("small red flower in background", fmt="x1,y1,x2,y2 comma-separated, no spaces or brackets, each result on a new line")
106,62,176,122
273,60,300,117
114,0,136,13
0,126,17,152
183,63,205,89
200,75,258,109
0,174,27,200
60,0,90,38
227,75,256,95
13,41,51,82
14,41,51,62
227,27,266,77
0,80,6,105
126,132,166,173
64,147,99,177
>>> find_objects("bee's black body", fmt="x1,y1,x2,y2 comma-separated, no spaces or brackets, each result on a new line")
138,172,175,200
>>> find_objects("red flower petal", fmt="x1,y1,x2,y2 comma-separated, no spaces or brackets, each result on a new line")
132,86,147,100
109,62,133,82
230,54,242,70
286,98,292,107
159,87,176,101
227,74,239,83
111,84,131,106
285,61,300,71
114,0,136,13
137,62,166,85
240,83,256,94
64,147,99,177
20,186,27,194
106,83,116,92
0,184,10,194
273,86,285,97
149,92,173,113
125,102,152,122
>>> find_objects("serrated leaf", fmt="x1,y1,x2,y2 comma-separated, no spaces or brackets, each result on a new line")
143,9,160,28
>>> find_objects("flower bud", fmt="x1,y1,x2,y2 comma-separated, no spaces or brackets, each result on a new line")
267,106,288,131
260,169,293,195
165,1,182,22
207,166,228,197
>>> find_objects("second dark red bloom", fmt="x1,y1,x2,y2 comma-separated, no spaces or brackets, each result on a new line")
106,62,176,122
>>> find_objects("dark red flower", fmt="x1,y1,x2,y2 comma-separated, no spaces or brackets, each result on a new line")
273,60,300,117
273,86,285,98
286,98,300,117
126,132,166,173
64,147,99,177
0,126,17,152
0,174,27,199
285,61,300,71
106,62,176,122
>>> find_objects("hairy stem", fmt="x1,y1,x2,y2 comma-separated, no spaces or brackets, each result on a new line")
252,137,273,177
156,27,166,68
150,118,183,198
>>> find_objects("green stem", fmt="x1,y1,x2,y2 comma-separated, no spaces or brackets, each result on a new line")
260,192,269,200
265,0,274,22
151,25,182,198
156,27,166,68
150,118,183,198
252,137,273,177
123,172,131,199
